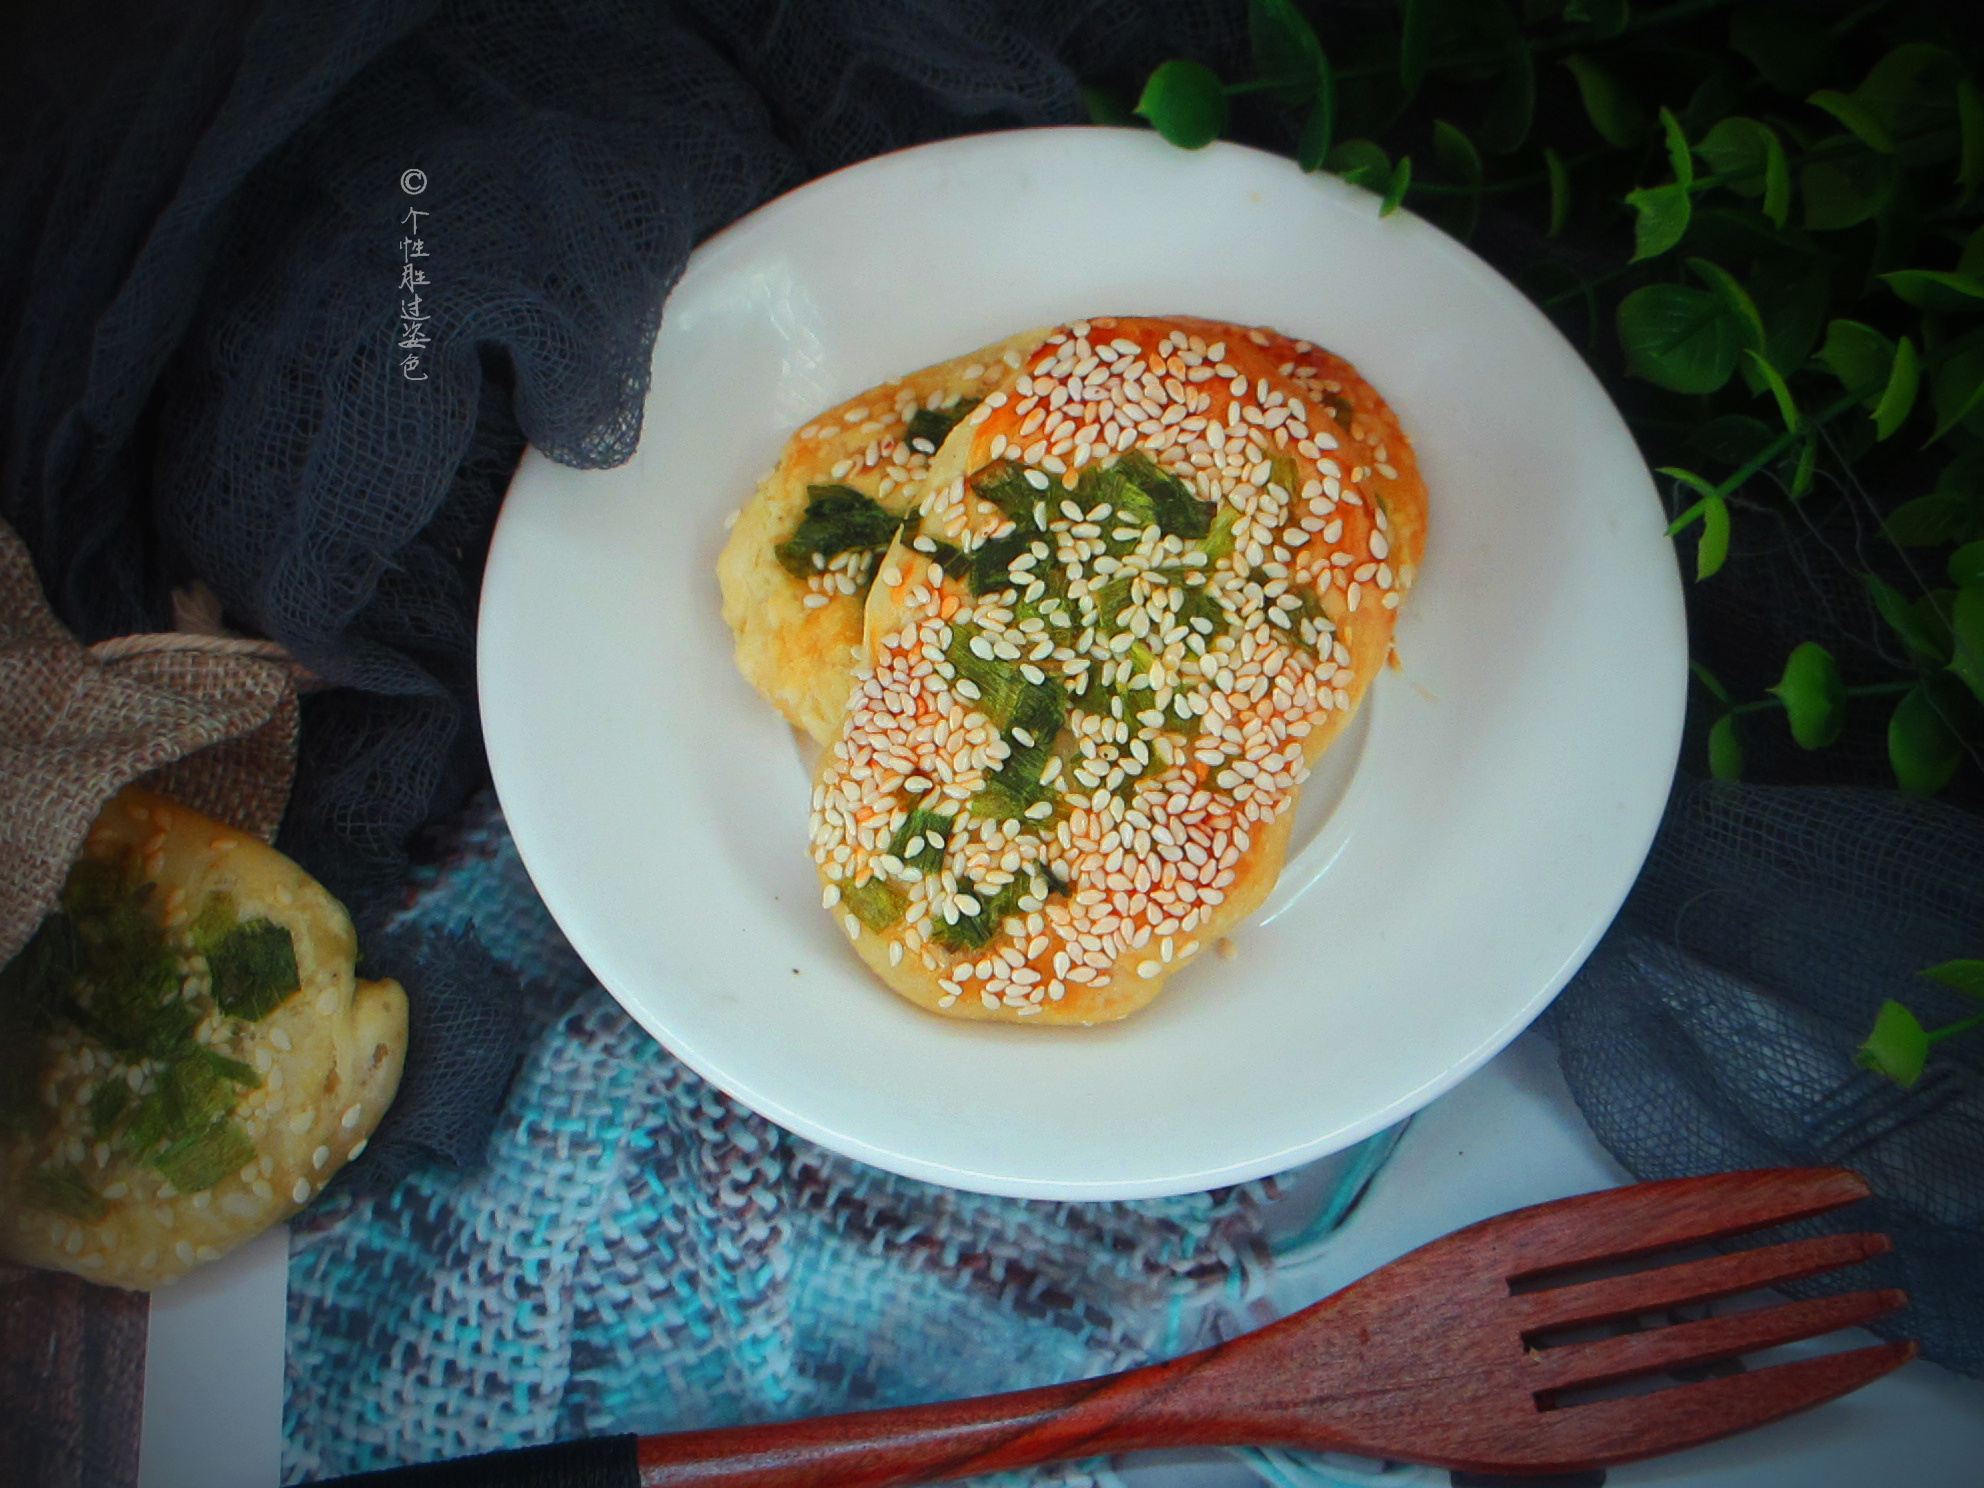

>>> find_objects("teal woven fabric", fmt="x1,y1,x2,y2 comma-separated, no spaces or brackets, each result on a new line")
282,800,1301,1484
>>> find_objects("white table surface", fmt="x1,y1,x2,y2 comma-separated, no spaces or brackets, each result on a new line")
139,1031,1984,1488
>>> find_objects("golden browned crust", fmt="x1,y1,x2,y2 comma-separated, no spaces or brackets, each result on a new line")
0,788,406,1289
717,330,1050,743
808,316,1426,1024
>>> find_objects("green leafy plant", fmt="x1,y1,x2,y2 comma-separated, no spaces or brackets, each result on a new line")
1857,959,1984,1084
1108,0,1984,1085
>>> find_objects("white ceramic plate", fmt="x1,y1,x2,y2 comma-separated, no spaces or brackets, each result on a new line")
479,127,1686,1200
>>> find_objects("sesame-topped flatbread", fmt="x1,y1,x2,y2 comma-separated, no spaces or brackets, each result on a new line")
718,330,1047,744
805,316,1426,1024
0,787,405,1288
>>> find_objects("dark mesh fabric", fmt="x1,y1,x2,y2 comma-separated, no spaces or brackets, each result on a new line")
0,0,1246,1187
0,0,1254,906
1544,780,1984,1376
333,923,527,1194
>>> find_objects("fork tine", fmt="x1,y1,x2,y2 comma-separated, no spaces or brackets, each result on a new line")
1494,1168,1872,1281
1531,1288,1907,1395
1525,1341,1917,1469
1516,1232,1892,1333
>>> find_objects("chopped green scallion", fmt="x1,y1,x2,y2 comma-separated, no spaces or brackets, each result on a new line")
209,918,301,1021
151,1118,258,1194
773,485,905,580
22,1165,107,1222
841,877,907,933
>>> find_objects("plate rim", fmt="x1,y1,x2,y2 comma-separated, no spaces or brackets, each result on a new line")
478,125,1687,1199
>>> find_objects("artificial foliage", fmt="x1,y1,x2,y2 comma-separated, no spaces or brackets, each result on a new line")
1094,0,1984,1081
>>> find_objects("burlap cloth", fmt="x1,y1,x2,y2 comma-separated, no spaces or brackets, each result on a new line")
0,518,304,967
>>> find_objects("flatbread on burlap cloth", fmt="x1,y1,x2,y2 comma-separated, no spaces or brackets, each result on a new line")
0,517,304,969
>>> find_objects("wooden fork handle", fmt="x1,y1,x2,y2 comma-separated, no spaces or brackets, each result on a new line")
631,1357,1279,1487
317,1349,1307,1488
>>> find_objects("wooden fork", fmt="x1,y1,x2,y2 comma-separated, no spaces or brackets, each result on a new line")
325,1167,1912,1486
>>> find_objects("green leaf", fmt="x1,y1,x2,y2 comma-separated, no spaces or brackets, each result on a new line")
1850,44,1966,162
1708,712,1745,781
1690,414,1775,469
1563,0,1628,37
1080,85,1134,128
1250,0,1328,107
1666,498,1711,537
1857,1000,1930,1086
1960,78,1983,198
1327,139,1393,194
1618,285,1742,395
1754,266,1828,373
1682,203,1818,267
1944,450,1984,499
1884,493,1983,547
1770,641,1846,748
1399,0,1430,95
1659,465,1723,503
1807,89,1895,153
1744,348,1800,431
1682,62,1746,143
1697,494,1732,580
1913,590,1958,665
1762,130,1792,227
1930,341,1984,443
1298,85,1336,173
1889,684,1963,796
1815,319,1894,406
1545,146,1570,237
1135,60,1229,150
1874,336,1920,440
1478,5,1536,156
1872,180,1926,280
1921,959,1984,1001
1866,572,1951,663
1695,116,1775,198
1950,580,1984,704
1380,154,1413,217
1687,259,1766,354
1433,120,1482,237
1434,119,1483,188
1802,145,1895,231
1951,541,1984,588
1788,432,1818,499
1881,270,1984,314
1730,6,1836,98
1627,184,1691,262
1691,659,1733,704
1564,53,1649,149
1962,225,1984,282
1659,107,1695,187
